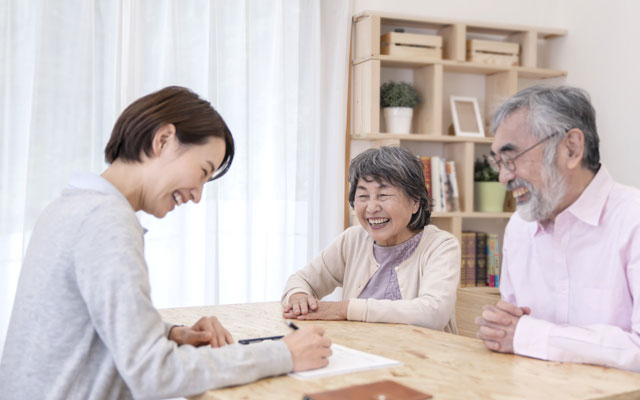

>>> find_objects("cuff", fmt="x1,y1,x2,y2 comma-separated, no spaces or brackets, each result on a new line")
163,320,177,337
513,315,554,361
282,289,312,307
346,298,366,322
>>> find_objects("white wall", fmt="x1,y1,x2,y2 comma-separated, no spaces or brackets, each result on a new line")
353,0,640,188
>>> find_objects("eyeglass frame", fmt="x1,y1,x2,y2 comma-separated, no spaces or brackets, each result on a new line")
488,131,561,173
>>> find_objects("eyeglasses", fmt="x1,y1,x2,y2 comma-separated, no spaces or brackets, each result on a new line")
488,132,559,173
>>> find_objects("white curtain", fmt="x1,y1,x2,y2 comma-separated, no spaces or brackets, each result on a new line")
0,0,350,356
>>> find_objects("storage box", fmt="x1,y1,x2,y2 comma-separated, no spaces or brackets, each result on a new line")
466,39,519,66
380,32,442,59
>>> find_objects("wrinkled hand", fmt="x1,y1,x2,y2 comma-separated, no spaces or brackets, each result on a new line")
474,300,530,353
291,300,348,321
283,325,332,371
283,293,318,318
168,316,234,348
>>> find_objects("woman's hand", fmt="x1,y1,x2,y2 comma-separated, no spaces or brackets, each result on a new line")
168,316,234,348
283,292,318,318
282,326,332,371
293,300,349,321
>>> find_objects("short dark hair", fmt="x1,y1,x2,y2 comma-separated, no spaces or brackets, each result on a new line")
348,146,431,230
104,86,235,180
490,85,600,172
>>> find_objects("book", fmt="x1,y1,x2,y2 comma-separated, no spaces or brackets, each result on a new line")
419,156,432,202
290,344,402,380
461,231,477,287
487,233,500,287
303,380,432,400
430,156,442,212
439,157,448,212
475,232,488,287
445,160,460,212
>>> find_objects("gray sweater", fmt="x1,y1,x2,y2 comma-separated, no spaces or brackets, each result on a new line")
0,172,292,400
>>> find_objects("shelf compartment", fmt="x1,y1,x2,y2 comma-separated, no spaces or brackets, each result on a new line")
351,133,493,143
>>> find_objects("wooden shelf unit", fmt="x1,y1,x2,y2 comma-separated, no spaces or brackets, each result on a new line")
346,11,567,286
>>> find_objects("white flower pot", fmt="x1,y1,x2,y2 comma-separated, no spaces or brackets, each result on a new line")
383,107,413,134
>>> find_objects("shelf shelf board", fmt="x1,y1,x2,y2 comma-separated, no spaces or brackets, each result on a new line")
431,211,513,218
353,55,567,79
351,133,494,143
353,10,567,39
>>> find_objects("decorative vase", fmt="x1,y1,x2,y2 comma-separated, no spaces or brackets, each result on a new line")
383,107,413,134
474,182,507,212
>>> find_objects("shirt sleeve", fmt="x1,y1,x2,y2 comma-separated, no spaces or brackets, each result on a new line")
513,316,640,372
347,233,460,330
74,201,292,398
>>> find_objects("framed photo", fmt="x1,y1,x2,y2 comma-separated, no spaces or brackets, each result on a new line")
450,96,484,137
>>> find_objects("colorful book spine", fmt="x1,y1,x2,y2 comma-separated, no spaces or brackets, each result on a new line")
487,233,500,287
439,157,449,212
420,156,432,202
461,231,476,287
475,232,488,287
445,160,460,212
430,156,442,212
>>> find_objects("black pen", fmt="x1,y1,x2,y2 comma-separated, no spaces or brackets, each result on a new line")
238,321,300,345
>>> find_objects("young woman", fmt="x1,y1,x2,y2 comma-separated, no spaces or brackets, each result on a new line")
0,86,331,399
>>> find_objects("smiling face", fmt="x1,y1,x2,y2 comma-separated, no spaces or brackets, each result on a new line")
354,177,419,246
142,125,226,218
491,109,567,222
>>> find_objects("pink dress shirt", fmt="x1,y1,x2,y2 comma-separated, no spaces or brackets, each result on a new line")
500,166,640,371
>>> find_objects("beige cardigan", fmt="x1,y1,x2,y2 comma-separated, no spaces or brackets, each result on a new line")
282,224,460,333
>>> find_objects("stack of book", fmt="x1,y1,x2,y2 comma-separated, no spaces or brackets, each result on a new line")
419,156,460,212
460,231,500,287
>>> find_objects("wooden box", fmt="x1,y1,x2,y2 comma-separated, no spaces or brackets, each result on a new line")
381,32,442,59
467,39,519,66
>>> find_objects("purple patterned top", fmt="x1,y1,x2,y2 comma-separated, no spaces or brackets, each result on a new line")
358,230,424,300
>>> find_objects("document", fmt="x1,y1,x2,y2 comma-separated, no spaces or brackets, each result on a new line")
290,344,402,380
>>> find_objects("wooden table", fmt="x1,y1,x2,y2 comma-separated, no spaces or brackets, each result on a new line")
159,302,640,400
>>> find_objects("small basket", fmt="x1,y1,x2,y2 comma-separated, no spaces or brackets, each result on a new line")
381,32,442,59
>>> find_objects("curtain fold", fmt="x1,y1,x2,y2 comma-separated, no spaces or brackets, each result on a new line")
0,0,351,357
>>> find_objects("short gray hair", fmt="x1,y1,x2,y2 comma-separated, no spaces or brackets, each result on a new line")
348,146,430,230
490,85,600,172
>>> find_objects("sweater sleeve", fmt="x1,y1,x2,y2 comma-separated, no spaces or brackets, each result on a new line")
281,230,349,306
347,231,461,331
73,201,292,399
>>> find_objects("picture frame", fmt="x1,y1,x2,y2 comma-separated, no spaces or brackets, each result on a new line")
450,96,484,137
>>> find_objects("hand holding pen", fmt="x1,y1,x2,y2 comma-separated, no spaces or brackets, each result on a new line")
238,320,332,372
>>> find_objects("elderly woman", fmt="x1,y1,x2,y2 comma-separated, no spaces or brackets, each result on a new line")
282,146,460,332
0,86,331,399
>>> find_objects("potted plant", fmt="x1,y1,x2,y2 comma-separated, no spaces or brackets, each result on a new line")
380,81,421,134
474,155,506,212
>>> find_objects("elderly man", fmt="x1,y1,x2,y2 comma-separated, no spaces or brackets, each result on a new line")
475,85,640,371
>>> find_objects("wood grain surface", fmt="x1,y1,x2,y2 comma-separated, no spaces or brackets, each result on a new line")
159,302,640,400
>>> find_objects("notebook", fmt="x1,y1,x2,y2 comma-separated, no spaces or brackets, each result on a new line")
303,380,432,400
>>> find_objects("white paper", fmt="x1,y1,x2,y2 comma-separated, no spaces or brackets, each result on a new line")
289,344,402,380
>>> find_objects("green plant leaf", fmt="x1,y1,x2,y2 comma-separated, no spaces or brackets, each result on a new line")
380,81,421,108
474,155,499,182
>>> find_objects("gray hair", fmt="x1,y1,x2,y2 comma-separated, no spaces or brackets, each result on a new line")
490,85,600,172
348,146,430,230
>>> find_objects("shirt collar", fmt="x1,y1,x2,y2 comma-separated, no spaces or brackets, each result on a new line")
67,171,131,208
564,165,612,226
531,165,611,235
67,172,147,233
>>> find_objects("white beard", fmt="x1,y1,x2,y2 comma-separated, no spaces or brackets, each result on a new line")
513,163,567,222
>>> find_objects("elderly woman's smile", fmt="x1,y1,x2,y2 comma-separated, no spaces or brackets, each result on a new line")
355,177,419,247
